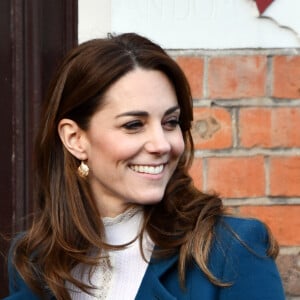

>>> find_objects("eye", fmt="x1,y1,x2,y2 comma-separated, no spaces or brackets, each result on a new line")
122,120,144,132
163,117,180,130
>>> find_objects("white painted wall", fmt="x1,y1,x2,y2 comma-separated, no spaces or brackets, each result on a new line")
78,0,300,49
78,0,111,42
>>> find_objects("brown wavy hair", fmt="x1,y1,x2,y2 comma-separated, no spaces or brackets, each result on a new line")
11,33,278,299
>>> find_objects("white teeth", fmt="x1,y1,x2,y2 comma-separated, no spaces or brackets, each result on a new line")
130,164,164,175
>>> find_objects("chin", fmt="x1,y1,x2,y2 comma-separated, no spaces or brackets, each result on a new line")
138,195,164,205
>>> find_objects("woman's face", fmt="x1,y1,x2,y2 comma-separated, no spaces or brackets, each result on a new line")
83,68,184,217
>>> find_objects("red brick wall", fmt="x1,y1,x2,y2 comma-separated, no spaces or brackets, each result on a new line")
174,51,300,297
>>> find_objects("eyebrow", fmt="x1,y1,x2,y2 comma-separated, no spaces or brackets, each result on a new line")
115,105,180,118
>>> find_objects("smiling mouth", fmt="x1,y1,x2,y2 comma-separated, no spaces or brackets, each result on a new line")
129,164,164,175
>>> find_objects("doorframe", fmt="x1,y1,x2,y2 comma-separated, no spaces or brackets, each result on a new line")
0,0,77,295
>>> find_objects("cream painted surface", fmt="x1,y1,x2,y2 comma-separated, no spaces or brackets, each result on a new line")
78,0,111,43
78,0,300,49
263,0,300,36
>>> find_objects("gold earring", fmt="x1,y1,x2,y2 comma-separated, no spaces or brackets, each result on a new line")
78,161,89,178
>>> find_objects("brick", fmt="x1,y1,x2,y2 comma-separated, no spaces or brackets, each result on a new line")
192,107,232,149
189,158,203,190
206,156,265,198
239,107,300,148
239,108,271,147
277,253,300,296
208,56,267,99
271,108,300,147
176,56,204,99
270,156,300,196
239,205,300,246
273,56,300,99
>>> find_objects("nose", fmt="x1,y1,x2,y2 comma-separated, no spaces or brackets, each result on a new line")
145,126,171,154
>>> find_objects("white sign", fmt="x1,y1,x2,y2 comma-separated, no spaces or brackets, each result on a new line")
79,0,300,49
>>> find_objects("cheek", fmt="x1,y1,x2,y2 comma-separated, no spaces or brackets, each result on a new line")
172,133,185,157
91,134,139,161
90,137,111,156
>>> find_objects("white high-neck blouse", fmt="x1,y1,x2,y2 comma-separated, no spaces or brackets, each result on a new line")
66,207,154,299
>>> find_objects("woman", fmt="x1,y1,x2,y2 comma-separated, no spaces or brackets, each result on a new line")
6,33,284,299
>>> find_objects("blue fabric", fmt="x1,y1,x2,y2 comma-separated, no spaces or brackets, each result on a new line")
6,252,41,300
136,216,285,300
4,216,285,300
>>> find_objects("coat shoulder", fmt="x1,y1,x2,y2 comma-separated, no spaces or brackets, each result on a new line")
205,216,285,299
210,215,273,274
209,216,284,292
4,233,41,300
215,216,270,250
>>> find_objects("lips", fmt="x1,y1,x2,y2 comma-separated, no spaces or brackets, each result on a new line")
129,164,164,175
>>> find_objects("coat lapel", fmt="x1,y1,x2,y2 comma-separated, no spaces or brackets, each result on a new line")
135,254,179,300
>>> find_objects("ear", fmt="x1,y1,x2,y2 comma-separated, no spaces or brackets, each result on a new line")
58,119,88,160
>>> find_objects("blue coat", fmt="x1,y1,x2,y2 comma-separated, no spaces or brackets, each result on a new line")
5,217,285,299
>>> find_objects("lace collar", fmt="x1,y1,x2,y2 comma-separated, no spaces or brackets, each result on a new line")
102,206,144,245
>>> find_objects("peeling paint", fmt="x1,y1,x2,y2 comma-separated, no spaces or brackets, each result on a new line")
258,15,300,43
258,15,300,46
260,0,300,43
